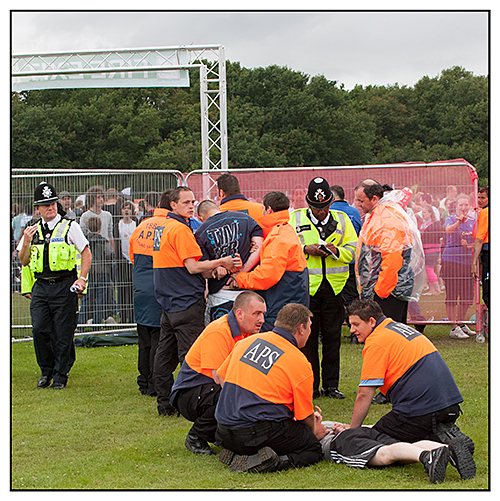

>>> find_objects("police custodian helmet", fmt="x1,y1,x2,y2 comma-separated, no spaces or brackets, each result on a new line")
33,182,59,206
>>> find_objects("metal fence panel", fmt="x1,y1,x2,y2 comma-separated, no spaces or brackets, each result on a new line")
186,160,483,335
11,169,182,339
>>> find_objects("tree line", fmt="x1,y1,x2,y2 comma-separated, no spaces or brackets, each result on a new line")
11,63,489,185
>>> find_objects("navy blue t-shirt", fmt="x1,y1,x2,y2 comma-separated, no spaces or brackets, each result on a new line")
195,211,263,294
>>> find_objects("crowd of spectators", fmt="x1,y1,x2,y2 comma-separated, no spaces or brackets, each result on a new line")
12,182,485,336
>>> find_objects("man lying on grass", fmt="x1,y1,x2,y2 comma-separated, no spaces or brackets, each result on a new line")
318,418,475,484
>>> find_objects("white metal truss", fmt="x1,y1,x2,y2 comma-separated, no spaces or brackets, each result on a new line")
11,46,228,177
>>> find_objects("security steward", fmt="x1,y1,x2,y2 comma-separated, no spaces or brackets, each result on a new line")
290,178,358,399
170,291,266,456
215,303,325,473
17,182,91,389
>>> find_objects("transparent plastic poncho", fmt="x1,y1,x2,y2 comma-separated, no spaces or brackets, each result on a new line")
356,188,425,302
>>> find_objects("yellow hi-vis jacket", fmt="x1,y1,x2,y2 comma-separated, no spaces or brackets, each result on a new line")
23,218,86,295
290,208,358,296
29,218,77,274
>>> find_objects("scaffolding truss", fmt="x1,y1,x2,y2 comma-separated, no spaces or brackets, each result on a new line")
11,45,228,175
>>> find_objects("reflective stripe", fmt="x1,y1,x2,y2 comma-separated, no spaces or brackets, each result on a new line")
308,266,350,275
294,211,306,246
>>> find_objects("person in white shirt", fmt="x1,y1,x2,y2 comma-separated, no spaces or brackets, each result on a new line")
17,182,91,389
115,200,137,323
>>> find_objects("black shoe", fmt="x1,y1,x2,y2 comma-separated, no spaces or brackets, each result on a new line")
372,392,389,404
229,446,279,473
49,381,66,389
185,432,215,456
312,390,321,399
420,446,449,484
321,387,345,399
158,404,177,416
434,422,475,455
448,437,476,479
37,376,52,388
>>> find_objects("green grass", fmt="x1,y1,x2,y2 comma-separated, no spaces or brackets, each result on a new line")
11,326,489,490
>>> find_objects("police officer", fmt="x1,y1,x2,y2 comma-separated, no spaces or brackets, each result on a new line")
290,178,358,399
17,182,92,389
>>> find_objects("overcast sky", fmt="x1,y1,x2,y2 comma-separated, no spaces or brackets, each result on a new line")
11,10,489,90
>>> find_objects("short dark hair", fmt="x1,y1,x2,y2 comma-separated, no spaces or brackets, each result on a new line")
275,303,312,335
122,200,135,212
330,185,345,200
86,185,105,209
355,182,384,201
170,187,193,204
217,173,241,196
478,186,489,197
346,299,383,322
197,199,219,218
421,193,432,204
159,189,173,209
263,191,289,212
232,291,265,312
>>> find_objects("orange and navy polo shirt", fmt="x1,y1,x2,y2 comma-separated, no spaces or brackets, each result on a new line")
220,194,263,226
215,326,314,427
169,311,249,405
474,206,489,249
152,212,204,313
360,316,463,417
129,208,170,326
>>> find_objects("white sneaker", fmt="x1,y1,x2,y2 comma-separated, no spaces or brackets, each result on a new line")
460,325,475,336
450,326,469,339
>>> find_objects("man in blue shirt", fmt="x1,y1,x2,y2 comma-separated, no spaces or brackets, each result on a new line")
195,200,264,324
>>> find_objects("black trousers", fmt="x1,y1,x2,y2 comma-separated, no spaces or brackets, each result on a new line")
154,297,205,410
481,249,489,309
216,419,323,469
174,383,221,443
136,323,160,395
30,277,78,384
374,293,408,324
302,279,344,392
373,404,462,443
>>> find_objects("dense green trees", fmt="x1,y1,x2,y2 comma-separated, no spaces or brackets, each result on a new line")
11,63,488,184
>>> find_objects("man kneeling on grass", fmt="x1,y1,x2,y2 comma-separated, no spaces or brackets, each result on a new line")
318,419,475,484
215,303,325,473
335,298,475,481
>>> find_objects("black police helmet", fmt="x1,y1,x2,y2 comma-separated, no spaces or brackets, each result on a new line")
33,182,59,206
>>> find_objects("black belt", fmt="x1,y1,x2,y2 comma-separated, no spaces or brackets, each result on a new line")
37,275,75,285
218,421,273,436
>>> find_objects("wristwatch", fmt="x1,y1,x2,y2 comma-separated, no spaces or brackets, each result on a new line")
80,276,88,282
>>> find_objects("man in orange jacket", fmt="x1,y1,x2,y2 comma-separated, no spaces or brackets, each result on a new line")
228,191,309,331
354,180,414,324
152,187,242,416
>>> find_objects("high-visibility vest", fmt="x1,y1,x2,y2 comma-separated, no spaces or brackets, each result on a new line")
290,209,357,296
20,265,35,295
29,218,77,275
21,251,85,295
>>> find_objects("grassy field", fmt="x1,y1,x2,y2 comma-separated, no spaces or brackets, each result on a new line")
11,325,489,491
